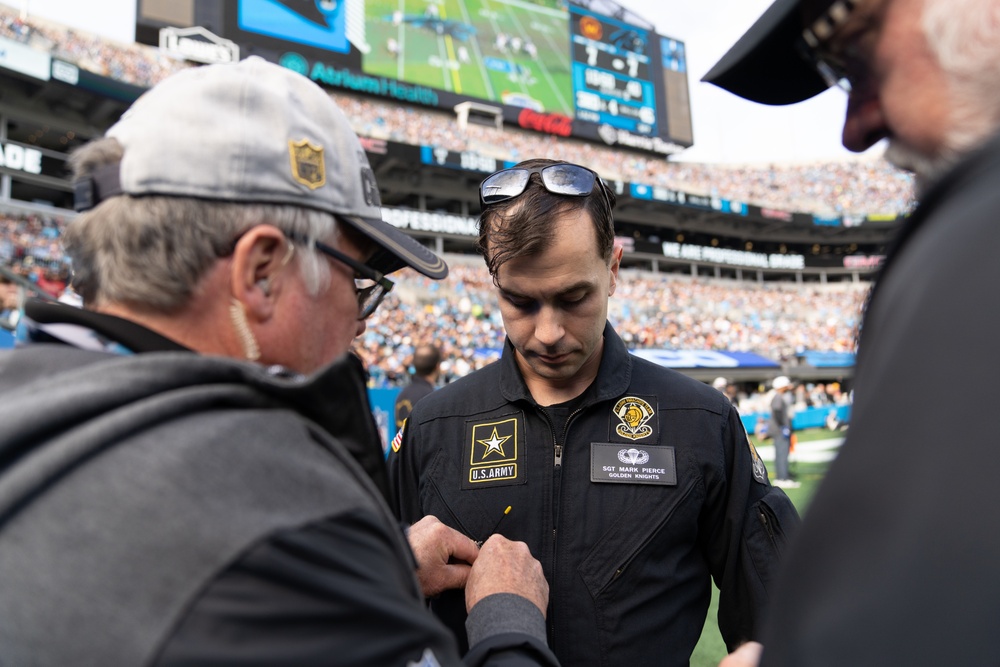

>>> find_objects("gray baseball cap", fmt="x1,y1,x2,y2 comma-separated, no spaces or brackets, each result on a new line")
75,56,447,279
702,0,847,105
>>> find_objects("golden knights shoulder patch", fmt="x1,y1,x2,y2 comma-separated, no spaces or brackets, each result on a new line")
740,420,768,485
288,138,326,189
462,414,526,489
609,395,658,444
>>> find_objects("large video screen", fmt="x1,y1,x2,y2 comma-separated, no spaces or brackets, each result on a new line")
220,0,692,154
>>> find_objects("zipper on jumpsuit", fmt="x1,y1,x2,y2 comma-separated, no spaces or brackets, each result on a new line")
545,406,584,649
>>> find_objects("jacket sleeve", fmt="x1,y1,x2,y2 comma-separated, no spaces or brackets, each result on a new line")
155,509,558,667
703,404,800,650
386,414,426,524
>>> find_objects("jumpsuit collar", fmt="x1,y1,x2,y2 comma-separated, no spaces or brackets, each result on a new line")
498,320,633,406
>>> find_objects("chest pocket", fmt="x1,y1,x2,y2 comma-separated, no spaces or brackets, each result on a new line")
420,448,487,538
577,478,700,598
421,445,538,547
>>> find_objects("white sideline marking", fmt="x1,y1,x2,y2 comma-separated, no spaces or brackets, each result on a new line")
756,437,845,464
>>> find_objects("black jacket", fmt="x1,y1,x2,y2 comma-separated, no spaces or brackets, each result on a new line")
0,303,558,667
759,133,1000,666
389,323,799,666
396,374,436,429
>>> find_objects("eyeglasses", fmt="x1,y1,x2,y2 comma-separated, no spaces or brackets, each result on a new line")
797,0,884,95
479,163,613,213
798,37,871,94
286,232,394,320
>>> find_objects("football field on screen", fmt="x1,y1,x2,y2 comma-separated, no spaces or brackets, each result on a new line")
364,0,575,115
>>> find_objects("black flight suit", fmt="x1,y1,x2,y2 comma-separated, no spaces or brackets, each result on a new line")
389,322,799,666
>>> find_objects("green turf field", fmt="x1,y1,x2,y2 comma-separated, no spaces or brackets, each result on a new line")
689,428,842,666
363,0,574,115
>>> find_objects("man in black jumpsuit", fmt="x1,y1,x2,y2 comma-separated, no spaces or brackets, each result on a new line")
705,0,1000,664
388,159,799,666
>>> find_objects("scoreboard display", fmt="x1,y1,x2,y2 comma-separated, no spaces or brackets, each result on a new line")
570,5,658,137
213,0,692,154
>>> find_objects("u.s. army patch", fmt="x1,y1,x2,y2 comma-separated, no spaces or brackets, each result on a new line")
609,395,658,444
462,414,526,489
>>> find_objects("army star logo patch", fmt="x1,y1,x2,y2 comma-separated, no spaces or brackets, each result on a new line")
477,427,511,459
462,416,525,489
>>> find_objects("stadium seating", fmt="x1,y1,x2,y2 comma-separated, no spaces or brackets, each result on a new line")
0,6,915,217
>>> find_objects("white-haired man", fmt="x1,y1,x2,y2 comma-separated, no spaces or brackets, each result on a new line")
0,57,557,666
705,0,1000,664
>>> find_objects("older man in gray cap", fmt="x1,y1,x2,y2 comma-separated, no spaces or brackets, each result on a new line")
707,0,1000,664
0,57,557,666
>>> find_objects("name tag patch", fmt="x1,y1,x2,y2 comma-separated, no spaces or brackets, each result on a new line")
462,414,526,489
591,442,676,485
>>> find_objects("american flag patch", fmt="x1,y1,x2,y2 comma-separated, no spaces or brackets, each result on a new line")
391,421,406,453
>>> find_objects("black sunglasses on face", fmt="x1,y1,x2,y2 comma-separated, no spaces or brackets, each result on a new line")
479,163,613,214
285,232,394,320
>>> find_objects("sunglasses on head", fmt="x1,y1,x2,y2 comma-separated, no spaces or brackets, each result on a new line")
479,163,612,213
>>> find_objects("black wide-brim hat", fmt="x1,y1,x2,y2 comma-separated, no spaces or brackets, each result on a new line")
702,0,838,105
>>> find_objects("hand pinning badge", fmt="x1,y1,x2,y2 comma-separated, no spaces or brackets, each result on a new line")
475,505,512,548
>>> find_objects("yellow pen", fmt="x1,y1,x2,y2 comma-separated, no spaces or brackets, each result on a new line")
476,505,512,548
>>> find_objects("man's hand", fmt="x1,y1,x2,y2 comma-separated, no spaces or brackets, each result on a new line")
407,515,479,598
466,534,548,617
718,641,763,667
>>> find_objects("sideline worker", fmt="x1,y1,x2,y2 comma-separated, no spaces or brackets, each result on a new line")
396,343,442,430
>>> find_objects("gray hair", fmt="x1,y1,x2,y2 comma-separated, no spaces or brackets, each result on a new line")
923,0,1000,154
65,137,336,311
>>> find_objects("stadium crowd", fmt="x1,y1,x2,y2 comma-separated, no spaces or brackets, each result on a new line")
338,94,914,216
0,212,71,297
0,4,870,403
0,4,914,216
0,211,868,388
355,256,867,388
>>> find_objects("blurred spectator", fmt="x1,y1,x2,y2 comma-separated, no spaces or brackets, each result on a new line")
768,376,798,488
713,377,741,409
394,343,442,430
0,275,19,327
0,212,72,299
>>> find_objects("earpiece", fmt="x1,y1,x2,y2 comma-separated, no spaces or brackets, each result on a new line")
257,278,271,296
